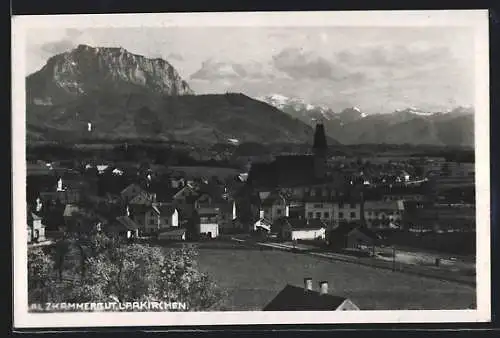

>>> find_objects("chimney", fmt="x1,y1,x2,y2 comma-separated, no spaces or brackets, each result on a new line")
232,201,237,220
319,281,328,295
304,277,313,291
259,209,265,219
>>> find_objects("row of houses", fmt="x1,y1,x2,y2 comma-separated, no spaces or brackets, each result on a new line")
255,188,404,231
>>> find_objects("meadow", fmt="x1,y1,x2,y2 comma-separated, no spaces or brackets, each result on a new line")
189,241,475,311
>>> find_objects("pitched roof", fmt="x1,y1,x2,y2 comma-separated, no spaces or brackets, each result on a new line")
114,216,140,231
63,204,80,217
260,191,286,207
151,186,181,202
120,183,145,198
248,155,325,189
263,284,348,311
27,211,42,222
196,183,227,203
129,191,154,205
282,217,326,230
329,223,362,237
172,184,198,199
152,203,177,216
330,223,382,240
254,217,272,226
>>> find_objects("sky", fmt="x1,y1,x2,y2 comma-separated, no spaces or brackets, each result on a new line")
25,26,475,114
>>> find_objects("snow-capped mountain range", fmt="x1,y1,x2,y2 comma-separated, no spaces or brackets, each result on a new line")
256,94,337,121
258,93,473,121
257,94,475,146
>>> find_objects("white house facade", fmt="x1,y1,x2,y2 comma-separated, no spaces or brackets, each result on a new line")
304,202,362,224
364,200,405,229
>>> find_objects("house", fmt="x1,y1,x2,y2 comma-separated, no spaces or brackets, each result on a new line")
198,207,220,238
364,184,428,203
172,183,199,205
120,183,151,203
129,203,179,235
193,184,238,233
62,203,82,229
194,191,219,210
364,200,405,229
253,216,273,233
258,191,290,222
301,184,363,226
288,201,306,219
305,200,362,225
327,223,381,252
263,279,359,311
170,176,186,189
106,216,140,238
218,199,239,232
27,211,46,243
280,218,327,241
129,190,156,205
403,202,476,232
304,201,335,222
157,228,187,241
39,190,82,205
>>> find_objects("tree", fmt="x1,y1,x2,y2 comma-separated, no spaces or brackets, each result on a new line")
71,243,226,311
28,248,57,303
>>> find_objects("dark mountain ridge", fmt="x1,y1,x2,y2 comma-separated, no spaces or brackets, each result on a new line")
26,90,331,145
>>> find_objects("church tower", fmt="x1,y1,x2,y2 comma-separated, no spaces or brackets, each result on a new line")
312,121,328,179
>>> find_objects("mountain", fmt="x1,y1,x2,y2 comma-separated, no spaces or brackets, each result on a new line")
26,46,337,145
26,44,193,106
259,94,474,147
26,89,327,145
332,108,474,146
256,94,337,123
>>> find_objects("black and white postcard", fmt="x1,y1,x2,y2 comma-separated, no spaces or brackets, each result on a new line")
12,10,491,328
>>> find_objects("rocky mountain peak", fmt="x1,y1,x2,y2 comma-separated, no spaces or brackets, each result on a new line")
27,44,194,105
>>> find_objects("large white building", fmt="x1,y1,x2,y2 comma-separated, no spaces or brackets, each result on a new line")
280,218,327,241
304,201,362,225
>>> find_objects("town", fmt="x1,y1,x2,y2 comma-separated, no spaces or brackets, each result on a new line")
26,122,476,311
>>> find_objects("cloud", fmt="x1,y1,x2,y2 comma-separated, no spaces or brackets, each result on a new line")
190,59,281,81
39,29,85,55
40,40,75,55
167,53,184,61
271,47,354,80
66,28,84,40
335,44,453,69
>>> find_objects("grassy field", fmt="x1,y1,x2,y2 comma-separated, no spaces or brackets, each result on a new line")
181,241,476,311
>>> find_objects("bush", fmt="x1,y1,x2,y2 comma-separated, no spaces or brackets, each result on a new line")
28,234,227,311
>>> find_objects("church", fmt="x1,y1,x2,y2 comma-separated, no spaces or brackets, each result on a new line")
247,122,332,189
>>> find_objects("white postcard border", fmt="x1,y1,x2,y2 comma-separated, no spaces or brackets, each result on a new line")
12,10,491,328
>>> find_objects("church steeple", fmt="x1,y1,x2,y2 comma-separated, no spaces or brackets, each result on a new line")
312,121,328,179
312,121,327,155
